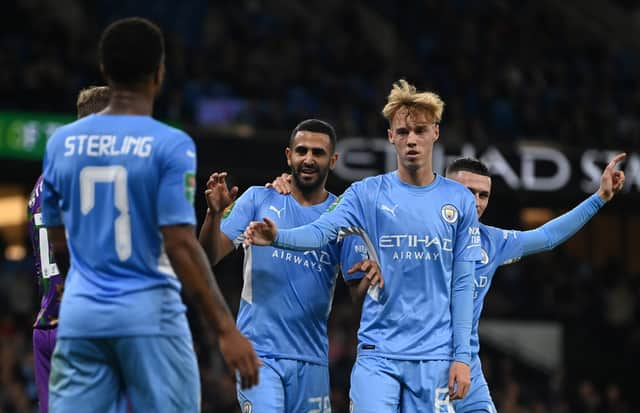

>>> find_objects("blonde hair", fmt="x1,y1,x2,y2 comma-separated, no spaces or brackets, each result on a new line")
382,79,444,124
76,86,111,119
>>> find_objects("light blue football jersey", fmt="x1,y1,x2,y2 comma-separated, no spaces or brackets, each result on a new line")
41,114,196,338
274,172,482,361
221,187,366,365
472,192,605,355
470,224,524,355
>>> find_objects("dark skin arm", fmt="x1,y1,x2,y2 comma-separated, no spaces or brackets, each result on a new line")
198,172,237,266
50,222,261,389
161,224,260,389
344,260,384,308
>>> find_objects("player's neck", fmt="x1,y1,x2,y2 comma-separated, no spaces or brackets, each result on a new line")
290,185,330,206
102,90,154,116
397,162,435,186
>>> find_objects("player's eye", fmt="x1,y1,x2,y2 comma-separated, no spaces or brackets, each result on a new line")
295,147,308,155
311,149,326,156
414,127,426,134
396,128,409,136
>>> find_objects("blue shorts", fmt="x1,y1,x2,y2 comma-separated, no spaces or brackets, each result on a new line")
453,355,496,413
49,335,200,413
349,355,454,413
237,357,330,413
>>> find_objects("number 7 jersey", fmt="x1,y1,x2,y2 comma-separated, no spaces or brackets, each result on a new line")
41,114,197,338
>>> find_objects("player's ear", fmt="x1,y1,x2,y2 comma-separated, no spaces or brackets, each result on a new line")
387,128,394,144
285,147,292,167
433,124,440,142
329,152,338,170
154,62,165,88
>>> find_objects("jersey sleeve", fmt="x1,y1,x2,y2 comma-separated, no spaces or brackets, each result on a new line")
495,192,605,266
41,141,63,227
491,229,526,266
157,134,197,226
220,187,258,247
454,192,482,262
274,183,367,251
338,235,369,282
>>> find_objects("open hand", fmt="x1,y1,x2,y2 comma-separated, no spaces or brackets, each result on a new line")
265,173,293,195
243,217,278,246
347,259,384,288
205,172,238,214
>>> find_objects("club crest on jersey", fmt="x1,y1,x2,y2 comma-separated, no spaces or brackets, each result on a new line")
441,204,458,223
242,401,252,413
184,172,196,204
481,248,489,265
222,201,236,219
326,195,342,212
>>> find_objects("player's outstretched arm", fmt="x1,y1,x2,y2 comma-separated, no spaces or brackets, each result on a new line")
199,172,237,266
48,226,70,275
516,153,626,257
345,260,383,307
265,172,293,194
162,224,260,389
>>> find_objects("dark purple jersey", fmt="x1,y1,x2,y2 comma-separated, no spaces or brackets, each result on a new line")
28,175,64,329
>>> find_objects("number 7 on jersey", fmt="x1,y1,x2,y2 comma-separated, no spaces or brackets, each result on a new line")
80,166,132,261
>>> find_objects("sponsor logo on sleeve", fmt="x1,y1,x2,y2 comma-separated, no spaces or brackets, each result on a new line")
184,172,195,204
222,201,236,219
326,195,342,212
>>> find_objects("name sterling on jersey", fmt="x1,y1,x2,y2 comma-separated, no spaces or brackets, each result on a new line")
379,234,452,261
64,135,153,157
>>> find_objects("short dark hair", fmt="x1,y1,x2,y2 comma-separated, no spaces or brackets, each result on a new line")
99,17,164,86
446,157,490,177
289,119,337,152
76,86,110,118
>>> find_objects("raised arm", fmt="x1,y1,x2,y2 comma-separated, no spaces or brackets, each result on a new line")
198,172,237,266
517,153,626,257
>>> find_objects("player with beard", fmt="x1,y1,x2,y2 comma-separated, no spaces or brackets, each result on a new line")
199,119,383,412
244,81,481,412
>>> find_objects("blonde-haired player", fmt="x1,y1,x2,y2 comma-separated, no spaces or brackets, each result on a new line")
245,79,481,412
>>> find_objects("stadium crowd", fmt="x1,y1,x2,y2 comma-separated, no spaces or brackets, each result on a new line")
1,0,639,147
1,0,638,412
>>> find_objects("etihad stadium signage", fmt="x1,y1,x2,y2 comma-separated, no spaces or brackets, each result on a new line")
334,138,639,194
0,112,74,160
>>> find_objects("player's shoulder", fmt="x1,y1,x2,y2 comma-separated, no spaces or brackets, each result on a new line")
239,185,276,204
149,119,194,146
349,173,388,193
46,116,90,147
439,175,474,193
439,175,476,202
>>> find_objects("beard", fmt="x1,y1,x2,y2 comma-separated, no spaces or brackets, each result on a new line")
291,163,329,194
